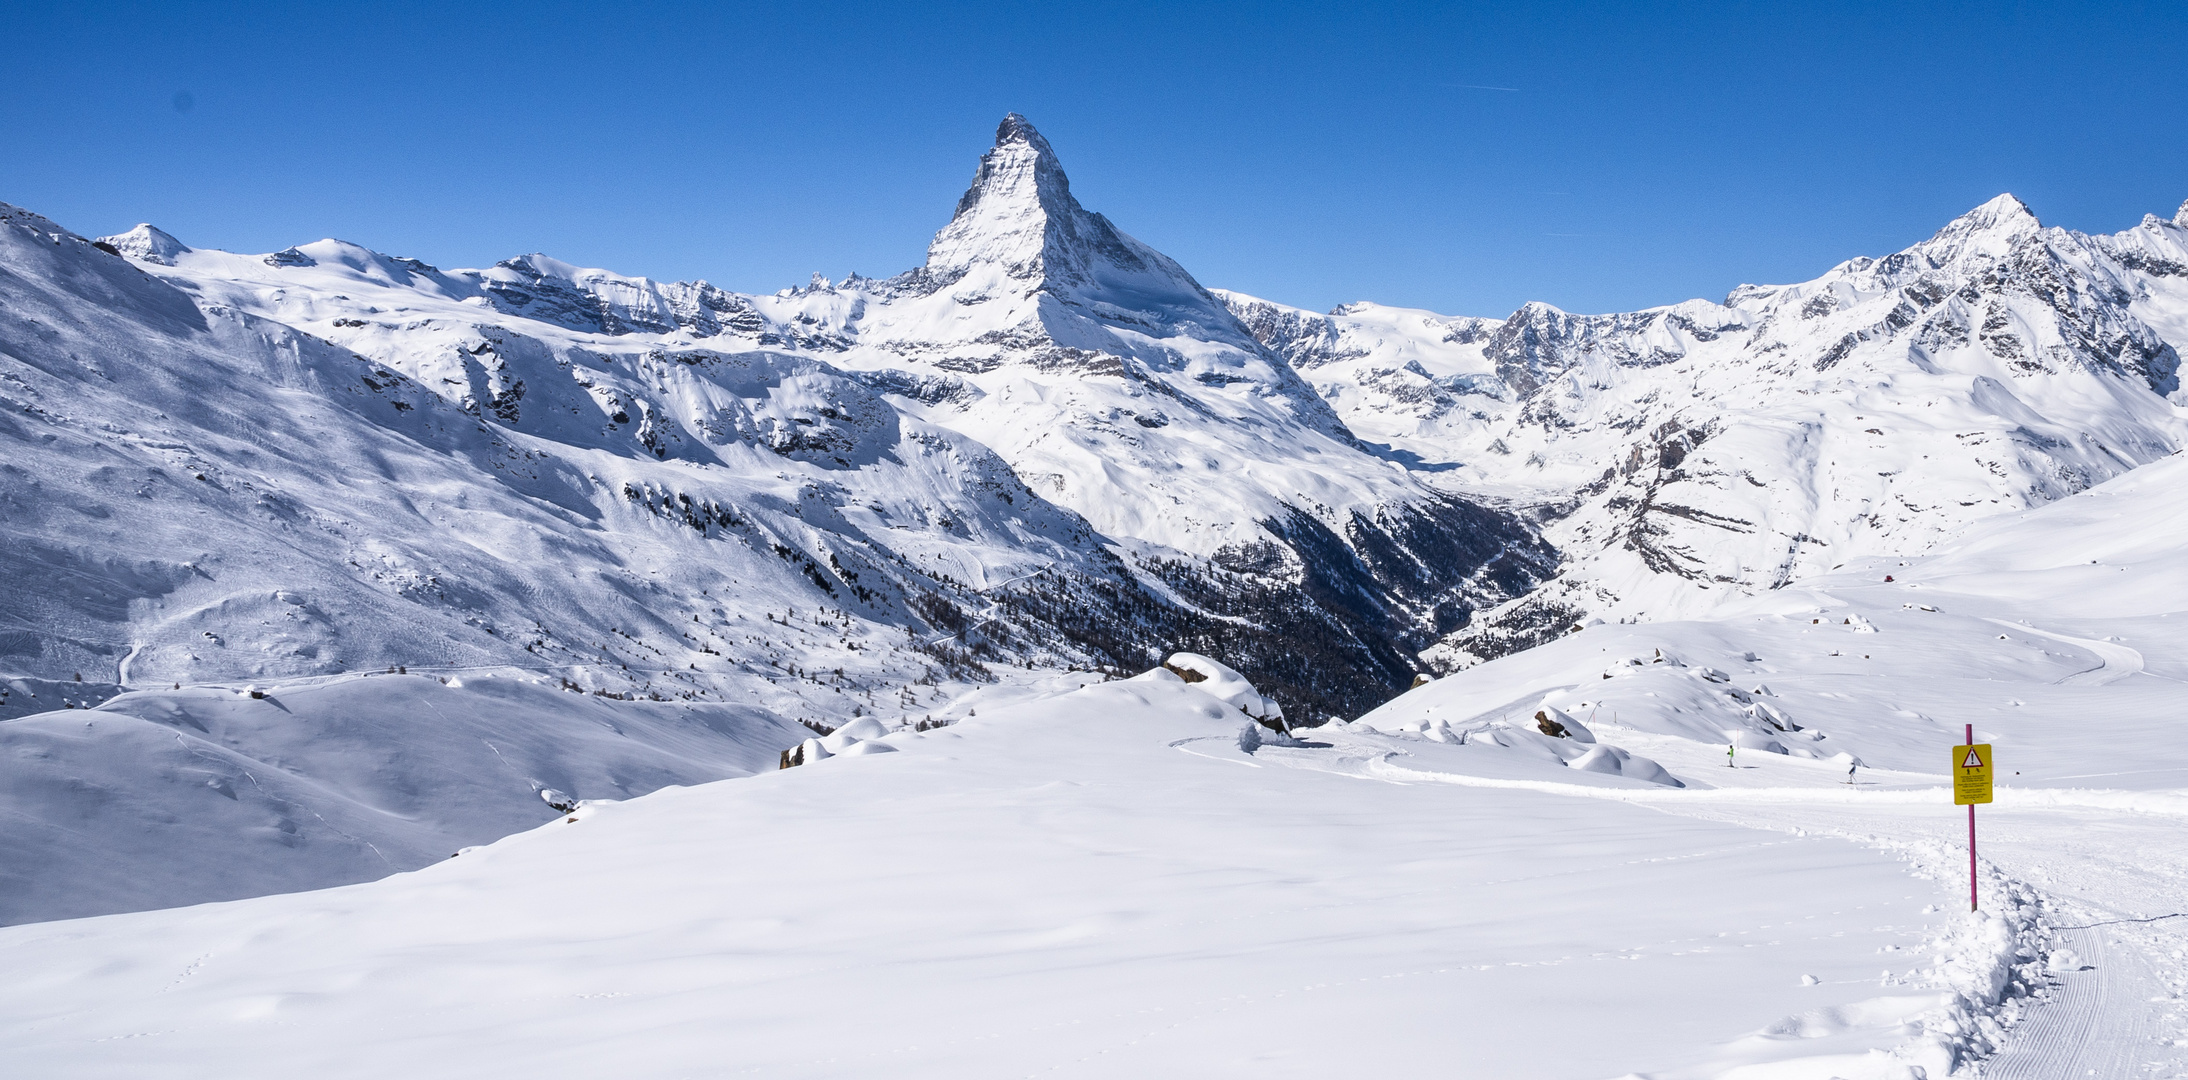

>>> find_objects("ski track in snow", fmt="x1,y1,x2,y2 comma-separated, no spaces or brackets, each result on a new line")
1986,618,2150,687
1339,736,2188,1078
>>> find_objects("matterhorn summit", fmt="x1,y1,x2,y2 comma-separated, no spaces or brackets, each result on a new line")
836,113,1318,396
922,114,1210,310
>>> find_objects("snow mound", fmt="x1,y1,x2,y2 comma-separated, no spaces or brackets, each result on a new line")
1162,652,1284,727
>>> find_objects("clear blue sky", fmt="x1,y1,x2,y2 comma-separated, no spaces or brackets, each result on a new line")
4,2,2183,317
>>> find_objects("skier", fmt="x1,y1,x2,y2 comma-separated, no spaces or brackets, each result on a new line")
1726,743,1736,768
1846,761,1857,785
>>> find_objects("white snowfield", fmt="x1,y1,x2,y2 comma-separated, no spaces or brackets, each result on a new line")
0,675,1994,1080
9,454,2188,1077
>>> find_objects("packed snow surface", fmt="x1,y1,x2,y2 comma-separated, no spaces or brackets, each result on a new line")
0,672,797,925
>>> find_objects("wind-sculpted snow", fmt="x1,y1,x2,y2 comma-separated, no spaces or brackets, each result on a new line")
1225,194,2188,665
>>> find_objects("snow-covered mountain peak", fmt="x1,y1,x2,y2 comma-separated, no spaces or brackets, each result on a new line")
920,113,1210,313
2176,198,2188,227
925,113,1075,279
1228,191,2188,665
96,223,190,265
0,120,1559,726
1905,192,2042,267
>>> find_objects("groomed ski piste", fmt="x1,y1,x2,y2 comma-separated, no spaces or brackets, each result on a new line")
4,455,2185,1076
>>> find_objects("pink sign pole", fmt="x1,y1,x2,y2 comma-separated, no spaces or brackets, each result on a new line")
1966,723,1978,912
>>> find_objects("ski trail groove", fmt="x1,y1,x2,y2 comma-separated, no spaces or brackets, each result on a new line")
1987,619,2147,686
1984,924,2104,1079
1986,918,2176,1079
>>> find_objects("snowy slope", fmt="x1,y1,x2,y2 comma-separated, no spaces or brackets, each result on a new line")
19,446,2188,1072
3,200,1100,713
0,667,1983,1080
1362,447,2188,778
1342,446,2188,1073
0,672,792,926
1226,196,2188,662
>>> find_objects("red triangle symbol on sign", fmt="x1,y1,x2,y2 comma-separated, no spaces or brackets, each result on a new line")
1962,747,1984,768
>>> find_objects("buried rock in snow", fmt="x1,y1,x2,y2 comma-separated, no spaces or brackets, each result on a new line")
1534,705,1595,743
1163,652,1287,731
779,737,834,770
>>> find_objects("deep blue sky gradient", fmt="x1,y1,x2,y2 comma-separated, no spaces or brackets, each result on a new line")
3,1,2183,317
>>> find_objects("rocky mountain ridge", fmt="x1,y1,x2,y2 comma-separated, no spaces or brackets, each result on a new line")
1224,194,2188,665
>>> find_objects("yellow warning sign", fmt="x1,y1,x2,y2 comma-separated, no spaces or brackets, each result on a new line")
1953,743,1994,805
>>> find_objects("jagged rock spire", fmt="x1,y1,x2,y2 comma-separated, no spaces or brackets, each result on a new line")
926,114,1084,279
923,114,1166,289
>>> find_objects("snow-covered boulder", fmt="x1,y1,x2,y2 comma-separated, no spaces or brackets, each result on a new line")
1162,653,1285,729
821,716,892,754
1727,729,1790,755
1533,705,1595,743
1566,744,1681,786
